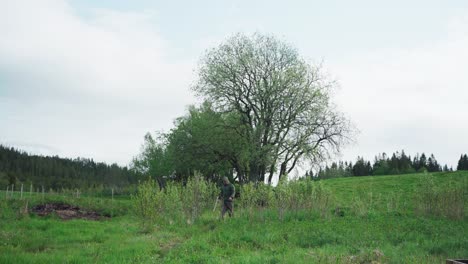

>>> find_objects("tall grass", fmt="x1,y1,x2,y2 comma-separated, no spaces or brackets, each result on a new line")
270,178,333,220
132,171,467,231
133,175,335,228
1,171,467,263
414,172,466,220
132,173,218,229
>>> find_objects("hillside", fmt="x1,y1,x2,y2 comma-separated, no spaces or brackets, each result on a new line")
0,171,466,263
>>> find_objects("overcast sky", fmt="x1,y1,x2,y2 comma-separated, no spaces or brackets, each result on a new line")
1,0,467,171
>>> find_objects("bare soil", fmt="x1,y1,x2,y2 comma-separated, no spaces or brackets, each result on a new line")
31,203,106,220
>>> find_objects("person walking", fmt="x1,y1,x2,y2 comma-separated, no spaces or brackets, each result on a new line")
219,177,235,219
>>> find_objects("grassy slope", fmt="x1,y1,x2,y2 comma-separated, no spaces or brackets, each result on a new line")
0,171,467,263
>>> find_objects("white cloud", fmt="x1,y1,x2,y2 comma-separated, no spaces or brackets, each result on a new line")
332,14,468,167
0,0,195,165
1,0,467,170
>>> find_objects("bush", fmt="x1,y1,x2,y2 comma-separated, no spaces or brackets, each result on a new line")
132,173,219,229
181,173,216,224
162,183,183,224
131,178,160,230
132,174,336,230
238,183,257,219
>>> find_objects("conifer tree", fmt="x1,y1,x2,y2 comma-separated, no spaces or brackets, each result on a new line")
458,154,468,170
464,154,468,170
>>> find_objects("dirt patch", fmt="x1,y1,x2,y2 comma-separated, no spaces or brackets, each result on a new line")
32,203,106,221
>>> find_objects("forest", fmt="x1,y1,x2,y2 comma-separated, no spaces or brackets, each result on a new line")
313,151,467,179
1,143,467,192
0,145,142,192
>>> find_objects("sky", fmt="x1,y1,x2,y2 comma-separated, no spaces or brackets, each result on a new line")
1,0,467,172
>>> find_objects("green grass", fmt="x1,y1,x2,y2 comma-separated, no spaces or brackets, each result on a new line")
0,171,467,263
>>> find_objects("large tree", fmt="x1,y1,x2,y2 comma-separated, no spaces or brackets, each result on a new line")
193,33,351,183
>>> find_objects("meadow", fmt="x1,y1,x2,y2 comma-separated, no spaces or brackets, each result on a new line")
0,171,466,263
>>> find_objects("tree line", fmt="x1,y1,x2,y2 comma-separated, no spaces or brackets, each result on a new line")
311,151,467,179
0,144,464,191
0,145,142,191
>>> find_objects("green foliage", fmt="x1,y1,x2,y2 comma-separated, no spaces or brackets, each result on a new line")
131,177,160,230
316,161,353,179
132,173,218,227
272,178,292,221
316,150,448,179
352,157,373,176
181,173,216,224
270,177,333,220
190,33,351,183
131,133,173,185
0,145,141,191
350,189,375,217
309,181,333,218
414,173,466,220
166,103,249,182
131,173,337,226
162,183,183,224
457,154,468,170
131,178,186,227
0,171,467,263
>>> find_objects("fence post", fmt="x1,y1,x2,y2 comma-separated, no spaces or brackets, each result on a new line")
20,184,24,199
11,184,14,198
30,183,33,197
5,186,8,199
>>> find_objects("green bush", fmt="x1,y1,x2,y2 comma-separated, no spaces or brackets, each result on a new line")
181,173,215,224
132,173,220,228
132,174,336,230
131,178,160,230
162,182,183,224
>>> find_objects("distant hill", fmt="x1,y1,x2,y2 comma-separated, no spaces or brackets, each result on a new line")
0,145,142,191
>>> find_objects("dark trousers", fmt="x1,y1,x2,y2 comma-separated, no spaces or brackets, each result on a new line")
221,200,233,218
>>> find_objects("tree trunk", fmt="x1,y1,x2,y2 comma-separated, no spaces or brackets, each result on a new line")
267,163,276,184
278,162,287,181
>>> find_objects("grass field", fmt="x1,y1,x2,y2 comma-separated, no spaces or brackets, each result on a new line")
0,172,467,263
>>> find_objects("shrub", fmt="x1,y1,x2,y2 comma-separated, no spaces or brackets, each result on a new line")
310,181,333,218
181,173,215,224
131,177,160,230
132,174,336,228
162,183,183,224
238,183,257,219
273,177,294,221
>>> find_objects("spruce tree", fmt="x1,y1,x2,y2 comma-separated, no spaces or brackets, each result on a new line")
443,164,449,172
457,154,468,170
457,155,463,170
464,154,468,170
418,153,427,172
413,153,420,171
